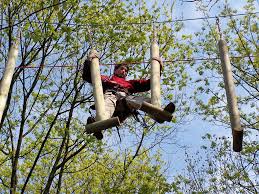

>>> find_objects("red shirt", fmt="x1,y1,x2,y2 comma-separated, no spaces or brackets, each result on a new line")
101,75,150,94
82,60,150,94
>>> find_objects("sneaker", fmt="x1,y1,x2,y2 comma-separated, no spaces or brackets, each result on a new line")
87,117,103,140
87,116,95,124
93,132,103,140
164,102,175,113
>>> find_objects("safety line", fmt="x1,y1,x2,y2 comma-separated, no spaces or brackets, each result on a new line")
0,12,258,30
3,55,255,70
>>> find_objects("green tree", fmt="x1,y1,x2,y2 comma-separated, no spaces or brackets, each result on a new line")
172,134,258,194
0,0,192,193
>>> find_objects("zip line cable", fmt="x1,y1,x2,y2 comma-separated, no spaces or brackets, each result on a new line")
0,12,257,69
0,12,258,30
79,12,258,27
2,55,255,70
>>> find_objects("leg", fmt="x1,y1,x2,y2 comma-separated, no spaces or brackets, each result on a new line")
125,95,175,123
104,92,117,118
92,92,117,140
125,95,151,111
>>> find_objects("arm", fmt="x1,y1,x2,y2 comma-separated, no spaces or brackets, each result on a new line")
129,79,150,93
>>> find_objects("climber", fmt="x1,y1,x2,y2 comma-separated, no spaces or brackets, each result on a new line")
82,58,174,140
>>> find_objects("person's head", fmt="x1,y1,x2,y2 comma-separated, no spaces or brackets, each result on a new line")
114,64,129,78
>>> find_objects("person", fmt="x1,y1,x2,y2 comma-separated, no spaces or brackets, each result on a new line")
82,57,171,140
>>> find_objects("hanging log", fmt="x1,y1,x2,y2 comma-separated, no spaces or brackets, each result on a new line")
89,49,107,121
218,39,243,152
0,42,19,122
140,101,172,123
85,49,120,134
150,38,161,108
85,117,120,134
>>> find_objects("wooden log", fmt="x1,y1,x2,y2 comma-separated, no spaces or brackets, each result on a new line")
232,130,243,152
140,101,172,123
150,39,161,108
85,117,120,134
0,42,19,122
89,49,107,121
218,39,243,152
86,51,120,134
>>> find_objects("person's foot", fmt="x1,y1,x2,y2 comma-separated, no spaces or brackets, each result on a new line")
164,102,175,113
87,117,103,140
93,132,103,140
87,116,95,124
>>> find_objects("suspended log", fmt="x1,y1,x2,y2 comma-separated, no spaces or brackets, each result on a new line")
218,39,243,152
85,50,120,134
140,101,172,123
150,38,161,108
0,42,19,122
85,117,120,134
89,49,107,121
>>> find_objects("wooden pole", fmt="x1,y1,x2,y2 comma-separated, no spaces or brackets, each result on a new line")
89,49,107,121
85,117,120,134
218,39,243,152
85,50,120,134
140,101,172,123
150,36,161,108
0,42,19,122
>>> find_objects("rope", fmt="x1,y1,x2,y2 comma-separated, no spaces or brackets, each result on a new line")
86,25,94,49
6,55,255,70
1,12,258,30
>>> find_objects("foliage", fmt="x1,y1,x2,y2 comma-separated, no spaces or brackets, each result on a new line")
0,0,189,193
172,134,258,194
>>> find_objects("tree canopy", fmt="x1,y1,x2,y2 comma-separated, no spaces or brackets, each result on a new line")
0,0,258,193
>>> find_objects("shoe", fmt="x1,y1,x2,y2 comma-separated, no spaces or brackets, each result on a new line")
87,116,95,124
87,117,103,140
164,102,175,113
93,132,103,140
